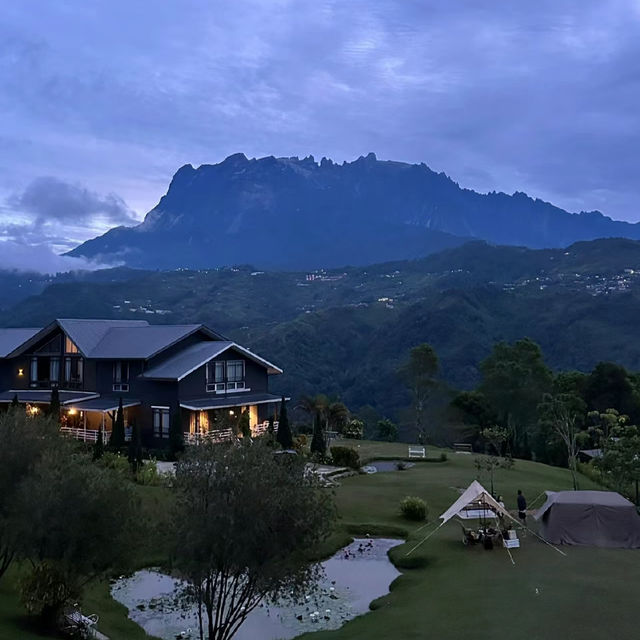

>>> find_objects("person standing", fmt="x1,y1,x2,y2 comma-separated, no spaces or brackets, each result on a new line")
517,489,527,524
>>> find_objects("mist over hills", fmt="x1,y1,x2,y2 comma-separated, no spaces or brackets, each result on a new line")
67,153,640,270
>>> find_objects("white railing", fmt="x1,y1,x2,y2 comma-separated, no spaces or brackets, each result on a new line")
60,426,104,443
183,421,279,445
184,429,234,445
252,420,279,436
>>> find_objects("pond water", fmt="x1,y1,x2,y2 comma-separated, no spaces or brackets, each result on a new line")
111,538,401,640
362,460,415,473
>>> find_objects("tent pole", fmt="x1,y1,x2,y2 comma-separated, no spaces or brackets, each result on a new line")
405,522,446,556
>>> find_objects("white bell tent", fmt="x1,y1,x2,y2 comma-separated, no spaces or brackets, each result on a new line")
439,480,506,523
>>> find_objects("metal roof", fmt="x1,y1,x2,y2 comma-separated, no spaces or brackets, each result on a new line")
142,341,233,379
142,341,282,379
0,328,42,357
5,319,228,360
66,397,141,413
180,392,283,411
89,324,204,359
58,319,149,356
0,390,98,404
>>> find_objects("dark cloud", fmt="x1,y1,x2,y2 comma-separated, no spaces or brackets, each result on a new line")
8,177,137,227
0,0,639,242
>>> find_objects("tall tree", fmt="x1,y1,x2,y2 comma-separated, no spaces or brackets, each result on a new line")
310,411,326,457
48,387,61,425
399,343,439,444
595,423,640,503
109,398,125,451
93,426,104,461
327,401,349,435
584,362,640,423
537,393,587,490
479,338,552,458
276,396,293,449
171,439,334,640
17,451,138,631
0,409,54,583
169,410,185,459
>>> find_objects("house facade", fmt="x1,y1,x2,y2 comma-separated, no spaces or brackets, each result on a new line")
0,319,283,446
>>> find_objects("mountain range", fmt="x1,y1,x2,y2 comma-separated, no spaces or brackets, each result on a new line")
67,153,640,270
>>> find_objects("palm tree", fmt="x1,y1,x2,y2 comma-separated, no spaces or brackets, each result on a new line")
327,402,350,435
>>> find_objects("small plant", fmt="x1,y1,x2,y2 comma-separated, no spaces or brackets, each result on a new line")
99,451,130,476
439,452,448,462
400,496,427,521
343,419,364,440
135,459,163,486
293,434,308,453
396,460,409,470
330,445,361,470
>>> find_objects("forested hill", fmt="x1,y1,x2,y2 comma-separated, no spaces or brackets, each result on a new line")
67,153,640,270
4,238,640,420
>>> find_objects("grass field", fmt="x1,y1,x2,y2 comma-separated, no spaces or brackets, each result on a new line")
1,441,638,640
301,440,640,640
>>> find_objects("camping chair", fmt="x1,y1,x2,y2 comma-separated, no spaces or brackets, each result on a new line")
459,522,481,546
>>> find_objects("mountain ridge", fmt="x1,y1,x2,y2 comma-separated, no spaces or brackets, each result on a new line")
67,153,640,269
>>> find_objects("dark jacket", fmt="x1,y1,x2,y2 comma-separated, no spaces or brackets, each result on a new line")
517,494,527,512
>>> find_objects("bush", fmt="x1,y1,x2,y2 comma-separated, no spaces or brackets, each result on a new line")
439,452,448,462
376,419,398,442
330,446,361,470
135,459,163,486
343,419,364,440
293,434,308,453
400,496,427,521
98,452,130,476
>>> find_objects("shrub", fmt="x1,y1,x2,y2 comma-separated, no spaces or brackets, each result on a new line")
343,419,364,440
376,419,398,442
135,459,163,486
293,434,308,453
330,446,360,470
400,496,427,521
439,452,448,462
99,452,130,476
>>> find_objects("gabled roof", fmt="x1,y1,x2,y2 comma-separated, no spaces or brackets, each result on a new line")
59,319,149,355
89,324,206,359
142,341,282,380
6,319,227,360
0,328,42,357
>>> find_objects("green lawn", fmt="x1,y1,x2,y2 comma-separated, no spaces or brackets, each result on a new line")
2,442,639,640
301,440,640,640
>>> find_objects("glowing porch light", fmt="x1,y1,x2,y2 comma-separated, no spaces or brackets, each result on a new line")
68,408,77,416
18,368,24,376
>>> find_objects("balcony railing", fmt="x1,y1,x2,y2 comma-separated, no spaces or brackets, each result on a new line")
60,426,104,443
184,421,279,445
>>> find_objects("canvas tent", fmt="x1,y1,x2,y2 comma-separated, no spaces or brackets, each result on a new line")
439,480,506,523
535,490,640,549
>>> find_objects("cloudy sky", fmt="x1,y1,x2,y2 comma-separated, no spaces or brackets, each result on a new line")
1,0,640,269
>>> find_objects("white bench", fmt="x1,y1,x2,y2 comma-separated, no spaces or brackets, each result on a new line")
408,446,426,459
453,443,473,454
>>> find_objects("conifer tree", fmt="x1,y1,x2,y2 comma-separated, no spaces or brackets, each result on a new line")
169,410,184,459
11,394,19,408
49,387,61,424
109,398,125,451
276,397,293,449
93,427,104,460
310,410,326,457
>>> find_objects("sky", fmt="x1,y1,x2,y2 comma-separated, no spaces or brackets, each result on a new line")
1,0,640,270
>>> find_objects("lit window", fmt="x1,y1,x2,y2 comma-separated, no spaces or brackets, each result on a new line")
65,337,79,354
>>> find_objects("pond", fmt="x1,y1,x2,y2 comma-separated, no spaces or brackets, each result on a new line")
111,538,402,640
362,460,415,473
